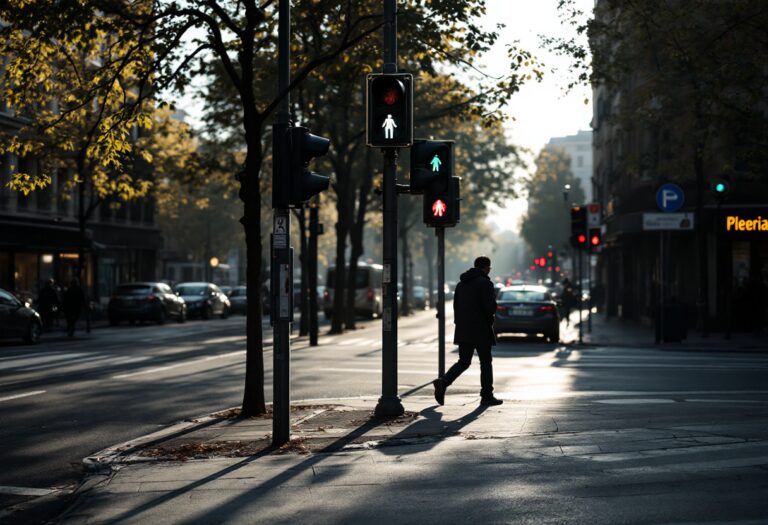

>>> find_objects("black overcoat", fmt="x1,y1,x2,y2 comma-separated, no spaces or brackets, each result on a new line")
452,267,497,346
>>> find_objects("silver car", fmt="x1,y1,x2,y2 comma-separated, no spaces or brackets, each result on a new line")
494,285,560,343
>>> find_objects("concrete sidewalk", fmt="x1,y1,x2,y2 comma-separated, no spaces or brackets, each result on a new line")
52,387,768,524
581,312,767,350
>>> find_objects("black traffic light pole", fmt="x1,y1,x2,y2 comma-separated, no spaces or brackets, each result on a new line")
272,0,292,446
375,0,405,417
437,227,446,376
309,199,320,346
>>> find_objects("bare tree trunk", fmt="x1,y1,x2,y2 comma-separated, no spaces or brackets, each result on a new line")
239,121,266,417
345,150,374,329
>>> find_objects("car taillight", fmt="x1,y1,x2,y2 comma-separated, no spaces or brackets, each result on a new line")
538,305,556,312
146,294,158,302
367,288,374,301
496,305,507,313
323,289,330,299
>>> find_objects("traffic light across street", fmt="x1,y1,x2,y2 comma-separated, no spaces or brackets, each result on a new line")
366,73,413,148
570,205,587,249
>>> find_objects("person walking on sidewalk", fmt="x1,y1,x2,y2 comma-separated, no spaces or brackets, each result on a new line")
433,256,503,407
62,278,87,337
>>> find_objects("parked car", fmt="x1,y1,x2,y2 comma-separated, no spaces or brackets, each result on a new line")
228,285,247,314
219,285,232,296
412,285,429,309
108,282,187,325
494,285,560,343
174,282,231,319
0,288,42,344
323,263,383,319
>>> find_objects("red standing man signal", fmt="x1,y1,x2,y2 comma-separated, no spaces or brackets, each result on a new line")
432,198,447,217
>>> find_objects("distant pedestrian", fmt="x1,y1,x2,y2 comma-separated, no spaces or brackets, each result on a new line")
37,278,60,331
433,256,503,407
62,278,87,337
560,278,576,326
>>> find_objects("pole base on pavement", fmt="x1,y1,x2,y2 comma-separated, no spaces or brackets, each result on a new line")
374,396,404,417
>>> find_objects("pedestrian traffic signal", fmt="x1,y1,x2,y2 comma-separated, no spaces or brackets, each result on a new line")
589,228,602,248
366,73,413,148
424,176,460,227
410,139,454,194
285,126,330,207
570,206,588,249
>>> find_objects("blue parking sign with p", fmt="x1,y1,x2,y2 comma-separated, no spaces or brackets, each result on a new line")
656,183,685,212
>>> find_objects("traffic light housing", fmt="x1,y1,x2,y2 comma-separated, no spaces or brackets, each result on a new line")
279,126,330,207
424,176,460,227
570,206,587,249
366,73,413,148
410,139,454,194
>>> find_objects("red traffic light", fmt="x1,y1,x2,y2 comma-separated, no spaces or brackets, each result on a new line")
432,199,447,217
547,250,553,258
529,265,535,271
555,266,561,272
577,234,587,244
382,86,401,105
591,234,601,246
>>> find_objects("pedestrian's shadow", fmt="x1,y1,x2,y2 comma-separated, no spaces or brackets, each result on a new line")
378,404,489,456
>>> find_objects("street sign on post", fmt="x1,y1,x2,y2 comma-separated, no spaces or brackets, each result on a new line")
643,212,695,231
656,183,685,212
366,73,413,148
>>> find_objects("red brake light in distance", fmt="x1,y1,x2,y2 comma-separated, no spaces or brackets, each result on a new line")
538,305,556,312
367,288,375,301
146,294,158,302
496,305,507,312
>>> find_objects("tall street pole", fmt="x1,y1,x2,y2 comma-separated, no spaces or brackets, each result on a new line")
272,0,292,446
309,199,320,346
375,0,404,417
437,227,445,377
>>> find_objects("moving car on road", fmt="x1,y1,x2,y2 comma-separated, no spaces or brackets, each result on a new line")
108,282,187,325
494,285,560,343
0,288,42,344
412,285,429,309
174,282,230,319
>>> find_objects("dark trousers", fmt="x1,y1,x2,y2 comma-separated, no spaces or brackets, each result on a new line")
442,343,494,398
65,314,78,337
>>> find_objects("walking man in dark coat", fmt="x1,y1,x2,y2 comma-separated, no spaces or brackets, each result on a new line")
433,256,503,406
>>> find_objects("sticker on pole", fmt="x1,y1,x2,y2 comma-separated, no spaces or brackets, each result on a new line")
656,183,685,212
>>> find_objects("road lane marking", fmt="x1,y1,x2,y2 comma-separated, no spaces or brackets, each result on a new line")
0,485,58,496
0,390,46,403
113,351,245,379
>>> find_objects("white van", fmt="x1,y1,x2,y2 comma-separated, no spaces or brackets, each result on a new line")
323,263,383,319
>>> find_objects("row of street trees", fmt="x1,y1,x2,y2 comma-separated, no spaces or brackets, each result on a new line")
0,0,540,416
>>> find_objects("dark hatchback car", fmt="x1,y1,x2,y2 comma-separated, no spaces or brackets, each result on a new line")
174,282,231,319
108,282,187,325
0,288,42,344
228,285,247,314
494,285,560,343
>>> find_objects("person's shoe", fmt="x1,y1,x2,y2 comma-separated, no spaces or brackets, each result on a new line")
480,396,503,406
433,378,447,406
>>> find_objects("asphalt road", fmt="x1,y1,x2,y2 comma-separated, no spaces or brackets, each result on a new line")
2,306,767,523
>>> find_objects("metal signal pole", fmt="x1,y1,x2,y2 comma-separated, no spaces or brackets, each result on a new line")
272,0,292,446
437,227,446,377
375,0,404,417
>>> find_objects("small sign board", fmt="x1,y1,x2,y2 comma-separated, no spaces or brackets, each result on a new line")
587,203,601,228
643,212,694,231
656,184,685,212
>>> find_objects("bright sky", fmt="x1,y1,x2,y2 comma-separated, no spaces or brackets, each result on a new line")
479,0,594,233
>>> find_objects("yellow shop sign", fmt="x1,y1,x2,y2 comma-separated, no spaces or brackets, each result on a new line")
725,215,768,232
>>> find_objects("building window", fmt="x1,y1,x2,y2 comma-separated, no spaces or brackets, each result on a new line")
577,156,584,168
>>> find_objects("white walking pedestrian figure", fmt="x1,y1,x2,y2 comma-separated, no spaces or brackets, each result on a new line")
382,114,397,139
